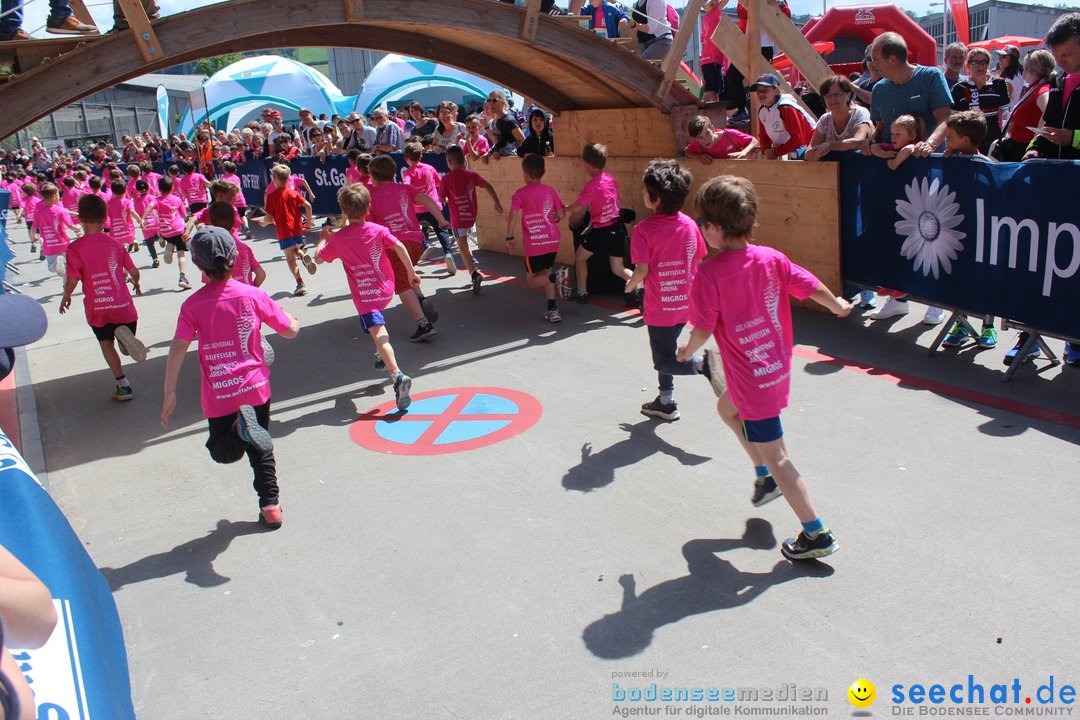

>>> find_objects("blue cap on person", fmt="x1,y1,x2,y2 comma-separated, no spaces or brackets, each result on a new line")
748,73,782,90
189,226,237,273
387,106,398,114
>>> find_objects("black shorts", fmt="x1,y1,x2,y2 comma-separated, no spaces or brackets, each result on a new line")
163,234,187,251
577,223,626,257
91,320,136,343
188,202,207,214
702,62,725,94
525,252,557,274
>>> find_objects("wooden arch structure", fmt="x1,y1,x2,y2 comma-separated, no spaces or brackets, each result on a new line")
0,0,699,141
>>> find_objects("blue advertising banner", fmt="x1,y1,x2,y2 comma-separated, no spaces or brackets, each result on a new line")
840,154,1080,340
0,430,135,719
0,189,11,289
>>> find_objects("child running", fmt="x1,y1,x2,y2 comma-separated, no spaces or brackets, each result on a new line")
218,161,251,239
401,142,458,274
676,175,851,560
624,160,710,421
316,184,416,410
31,183,78,278
152,176,193,290
21,184,40,254
366,154,445,342
506,154,566,323
106,180,141,253
259,164,316,297
203,201,265,287
161,226,300,529
60,194,148,401
132,179,160,268
440,144,503,294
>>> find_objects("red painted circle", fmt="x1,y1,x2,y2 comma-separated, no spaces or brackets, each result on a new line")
349,387,543,456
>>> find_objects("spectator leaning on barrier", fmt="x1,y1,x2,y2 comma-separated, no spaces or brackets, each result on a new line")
994,50,1053,162
804,75,874,162
1028,12,1080,161
870,32,953,148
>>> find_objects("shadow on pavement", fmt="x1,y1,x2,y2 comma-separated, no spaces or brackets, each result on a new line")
98,519,270,591
581,519,834,659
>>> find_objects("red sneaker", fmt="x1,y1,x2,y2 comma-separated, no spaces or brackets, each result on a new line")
259,504,283,529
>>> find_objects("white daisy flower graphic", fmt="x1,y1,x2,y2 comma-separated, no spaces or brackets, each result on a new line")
894,177,966,279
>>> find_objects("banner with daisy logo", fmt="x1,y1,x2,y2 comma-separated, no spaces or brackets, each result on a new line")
839,154,1080,340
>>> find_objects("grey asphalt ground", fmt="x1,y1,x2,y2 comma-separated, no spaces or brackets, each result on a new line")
9,218,1080,720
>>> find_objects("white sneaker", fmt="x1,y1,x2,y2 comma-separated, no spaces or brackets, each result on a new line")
868,296,909,320
922,307,946,325
443,254,457,275
419,244,437,263
545,309,562,323
114,325,148,363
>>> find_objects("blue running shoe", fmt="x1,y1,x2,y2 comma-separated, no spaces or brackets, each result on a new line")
1003,332,1041,366
941,322,969,348
1064,342,1080,367
978,327,998,349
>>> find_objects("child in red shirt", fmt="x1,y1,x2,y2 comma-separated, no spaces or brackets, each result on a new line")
749,74,815,159
259,164,316,297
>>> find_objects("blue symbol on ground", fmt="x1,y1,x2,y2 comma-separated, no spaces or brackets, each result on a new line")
434,420,512,445
460,394,518,415
374,420,433,444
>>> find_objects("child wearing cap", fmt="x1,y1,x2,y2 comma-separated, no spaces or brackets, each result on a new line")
60,194,148,402
316,183,417,410
161,226,300,530
749,73,815,159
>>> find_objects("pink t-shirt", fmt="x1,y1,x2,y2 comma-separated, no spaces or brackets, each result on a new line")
466,135,490,156
220,173,246,208
401,162,441,214
317,221,399,314
630,211,707,326
441,168,487,229
687,129,755,159
65,231,138,327
153,193,187,237
106,195,136,242
61,186,84,215
688,244,820,421
6,182,22,207
179,172,208,206
196,205,243,242
199,239,260,286
575,171,621,228
22,194,40,221
510,182,564,256
33,202,77,256
288,175,307,195
174,280,293,418
368,183,425,245
1064,72,1080,103
345,166,363,186
700,7,729,66
144,172,163,197
133,194,158,236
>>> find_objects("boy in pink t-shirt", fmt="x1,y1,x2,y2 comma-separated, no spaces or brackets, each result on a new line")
677,175,850,561
60,176,85,217
177,160,210,214
507,154,566,323
685,115,759,162
316,184,418,410
132,180,161,268
367,155,447,343
107,180,142,253
32,183,78,277
624,160,710,422
402,142,458,275
200,201,264,287
21,184,41,254
60,194,148,402
219,160,251,239
564,143,633,305
439,145,503,294
161,226,300,530
152,176,193,290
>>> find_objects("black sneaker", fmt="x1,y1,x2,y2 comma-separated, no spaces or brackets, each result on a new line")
236,405,273,454
373,351,386,370
419,294,439,323
569,289,589,304
751,475,782,506
781,528,838,561
471,270,483,295
640,396,680,421
393,372,413,411
409,322,436,343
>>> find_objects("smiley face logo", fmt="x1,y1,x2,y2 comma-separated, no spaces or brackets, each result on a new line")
848,678,876,708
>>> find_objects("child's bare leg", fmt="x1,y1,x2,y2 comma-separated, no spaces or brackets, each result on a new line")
177,249,186,275
716,391,766,467
397,288,425,323
99,340,124,378
609,255,633,282
284,246,301,282
751,437,819,524
574,247,591,292
455,234,477,274
370,325,399,375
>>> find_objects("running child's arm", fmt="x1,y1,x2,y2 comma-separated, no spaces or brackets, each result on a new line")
182,215,199,239
808,283,852,317
302,179,314,198
58,278,78,314
887,144,917,171
676,327,713,363
128,207,143,228
484,184,504,214
257,211,276,227
300,199,313,229
252,265,267,287
126,266,142,296
565,201,586,228
161,338,191,428
505,209,522,252
314,227,333,263
416,194,450,228
625,262,649,293
391,241,421,289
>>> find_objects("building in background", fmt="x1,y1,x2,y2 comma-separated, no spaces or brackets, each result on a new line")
919,0,1078,64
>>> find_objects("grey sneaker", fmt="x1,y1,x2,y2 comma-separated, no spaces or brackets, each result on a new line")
114,325,148,363
703,348,725,398
751,475,782,507
236,405,273,454
393,372,412,411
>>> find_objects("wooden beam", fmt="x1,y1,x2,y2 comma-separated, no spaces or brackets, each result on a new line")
656,0,704,99
520,0,542,41
344,0,364,22
66,0,97,26
756,0,832,90
745,0,762,138
114,0,163,63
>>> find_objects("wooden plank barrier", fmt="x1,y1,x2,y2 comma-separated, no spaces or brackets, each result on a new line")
471,156,840,298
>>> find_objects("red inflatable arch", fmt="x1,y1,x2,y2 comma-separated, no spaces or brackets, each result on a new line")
802,4,937,76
